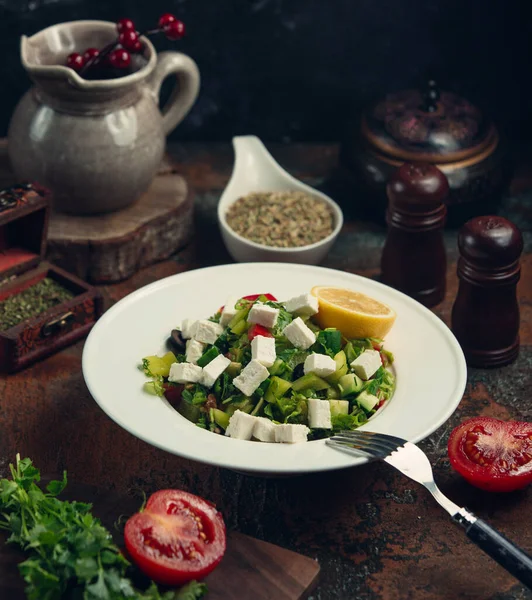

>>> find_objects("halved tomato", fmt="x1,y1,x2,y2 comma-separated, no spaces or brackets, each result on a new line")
124,489,226,585
448,417,532,492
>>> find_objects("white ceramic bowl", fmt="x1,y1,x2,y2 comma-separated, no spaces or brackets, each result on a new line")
217,136,343,264
82,263,467,476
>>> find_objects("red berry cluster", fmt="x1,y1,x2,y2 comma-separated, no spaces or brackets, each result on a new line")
66,14,186,75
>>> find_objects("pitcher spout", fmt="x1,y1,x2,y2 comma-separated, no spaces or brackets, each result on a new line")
20,20,156,91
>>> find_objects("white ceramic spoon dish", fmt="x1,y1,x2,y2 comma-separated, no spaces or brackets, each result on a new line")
217,135,343,264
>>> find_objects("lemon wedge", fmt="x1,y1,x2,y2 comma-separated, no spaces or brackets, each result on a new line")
311,286,396,340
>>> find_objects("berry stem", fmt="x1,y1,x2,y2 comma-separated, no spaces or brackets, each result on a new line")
79,40,117,76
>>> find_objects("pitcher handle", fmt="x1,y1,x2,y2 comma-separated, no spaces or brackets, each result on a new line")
148,51,200,136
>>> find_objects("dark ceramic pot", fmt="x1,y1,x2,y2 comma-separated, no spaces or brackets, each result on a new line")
340,82,512,226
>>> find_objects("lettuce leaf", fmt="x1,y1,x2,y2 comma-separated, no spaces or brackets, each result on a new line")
182,385,208,405
332,408,368,432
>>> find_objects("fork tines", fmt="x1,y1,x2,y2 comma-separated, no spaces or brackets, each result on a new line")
327,430,408,459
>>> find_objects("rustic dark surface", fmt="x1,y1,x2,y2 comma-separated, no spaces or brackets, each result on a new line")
1,141,532,600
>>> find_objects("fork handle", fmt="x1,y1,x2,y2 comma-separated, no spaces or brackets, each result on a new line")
456,513,532,589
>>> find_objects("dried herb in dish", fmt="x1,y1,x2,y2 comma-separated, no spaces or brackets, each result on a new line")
225,190,334,248
0,278,74,330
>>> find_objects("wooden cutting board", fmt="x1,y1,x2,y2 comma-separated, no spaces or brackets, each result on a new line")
0,481,320,600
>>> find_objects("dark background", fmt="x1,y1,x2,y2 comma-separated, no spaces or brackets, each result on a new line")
0,0,531,144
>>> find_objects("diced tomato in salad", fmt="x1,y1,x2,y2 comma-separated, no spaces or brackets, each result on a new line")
163,383,183,405
219,293,277,313
247,324,274,341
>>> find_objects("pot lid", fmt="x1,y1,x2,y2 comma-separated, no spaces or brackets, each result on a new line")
361,81,498,164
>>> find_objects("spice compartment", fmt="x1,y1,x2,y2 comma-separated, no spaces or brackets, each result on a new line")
0,184,48,279
0,262,103,373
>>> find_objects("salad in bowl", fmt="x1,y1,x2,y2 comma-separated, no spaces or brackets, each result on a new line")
140,288,396,444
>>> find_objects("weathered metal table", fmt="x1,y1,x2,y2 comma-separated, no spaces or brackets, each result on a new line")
1,142,531,600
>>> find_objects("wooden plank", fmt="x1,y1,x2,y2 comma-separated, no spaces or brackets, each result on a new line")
206,532,320,599
46,167,194,284
0,481,320,600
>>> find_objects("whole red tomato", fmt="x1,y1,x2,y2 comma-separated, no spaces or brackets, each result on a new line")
124,489,226,585
448,417,532,492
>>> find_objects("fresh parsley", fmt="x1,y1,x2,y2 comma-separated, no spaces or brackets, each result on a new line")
0,455,207,600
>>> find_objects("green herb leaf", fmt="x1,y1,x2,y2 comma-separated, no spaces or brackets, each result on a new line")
0,455,209,600
271,305,293,336
316,328,342,357
331,408,368,432
142,358,154,377
174,581,208,599
46,471,67,496
182,384,208,406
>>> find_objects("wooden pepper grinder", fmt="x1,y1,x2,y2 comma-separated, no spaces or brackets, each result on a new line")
380,162,448,307
451,216,523,368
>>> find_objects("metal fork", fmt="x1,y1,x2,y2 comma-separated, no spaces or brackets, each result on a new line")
327,430,532,590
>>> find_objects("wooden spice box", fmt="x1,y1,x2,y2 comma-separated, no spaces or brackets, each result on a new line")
0,185,102,372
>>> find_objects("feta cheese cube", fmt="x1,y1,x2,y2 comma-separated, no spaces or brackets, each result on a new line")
194,319,224,345
350,349,382,380
201,354,231,388
168,362,203,384
220,296,239,327
274,424,310,443
248,302,279,329
284,293,319,316
307,398,332,429
181,318,198,340
225,410,257,440
252,417,277,442
251,335,276,368
232,359,270,396
282,317,316,350
185,339,205,364
304,353,337,377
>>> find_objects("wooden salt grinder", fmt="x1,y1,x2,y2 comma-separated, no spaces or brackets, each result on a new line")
451,216,523,368
380,162,448,307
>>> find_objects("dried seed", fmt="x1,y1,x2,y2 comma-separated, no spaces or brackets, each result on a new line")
225,190,335,248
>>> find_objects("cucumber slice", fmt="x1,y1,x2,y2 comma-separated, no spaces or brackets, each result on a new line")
356,390,379,411
338,373,364,397
227,361,242,377
292,373,330,392
325,350,348,383
265,376,292,403
326,386,341,399
329,399,349,417
212,408,230,429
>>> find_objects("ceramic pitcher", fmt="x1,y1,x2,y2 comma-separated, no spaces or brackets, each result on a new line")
7,20,200,215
